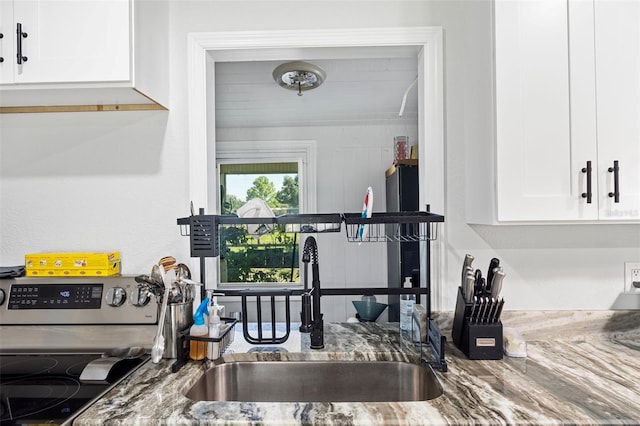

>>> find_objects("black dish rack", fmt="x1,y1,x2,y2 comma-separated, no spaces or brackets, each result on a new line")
177,211,444,257
176,209,447,372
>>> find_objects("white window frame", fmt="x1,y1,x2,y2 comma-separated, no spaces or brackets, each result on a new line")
216,140,317,216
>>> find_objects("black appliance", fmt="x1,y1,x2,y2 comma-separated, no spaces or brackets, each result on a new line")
385,162,419,321
0,276,158,426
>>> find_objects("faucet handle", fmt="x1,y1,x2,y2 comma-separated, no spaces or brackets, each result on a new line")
310,314,324,349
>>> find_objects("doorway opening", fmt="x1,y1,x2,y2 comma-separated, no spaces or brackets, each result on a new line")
186,27,445,311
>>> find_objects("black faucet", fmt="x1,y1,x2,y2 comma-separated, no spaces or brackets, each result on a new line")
300,236,324,349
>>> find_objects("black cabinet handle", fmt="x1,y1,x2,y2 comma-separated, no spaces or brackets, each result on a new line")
581,160,592,204
608,160,620,203
16,23,27,65
0,32,3,63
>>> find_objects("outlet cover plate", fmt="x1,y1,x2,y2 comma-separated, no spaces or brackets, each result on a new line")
625,262,640,293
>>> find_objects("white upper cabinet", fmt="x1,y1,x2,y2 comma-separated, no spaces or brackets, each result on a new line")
2,0,129,84
492,0,639,222
593,0,640,220
0,0,168,109
0,1,13,84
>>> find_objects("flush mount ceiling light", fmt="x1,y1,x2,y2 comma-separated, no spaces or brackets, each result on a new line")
273,61,326,96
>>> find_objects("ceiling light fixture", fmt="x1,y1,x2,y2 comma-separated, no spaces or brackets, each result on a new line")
272,61,326,96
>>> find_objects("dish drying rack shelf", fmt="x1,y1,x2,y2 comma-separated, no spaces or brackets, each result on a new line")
177,211,443,258
175,208,447,372
343,212,442,243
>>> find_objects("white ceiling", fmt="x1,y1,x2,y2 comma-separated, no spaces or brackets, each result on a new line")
214,48,420,128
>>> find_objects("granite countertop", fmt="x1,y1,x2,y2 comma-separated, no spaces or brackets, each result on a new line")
73,311,640,425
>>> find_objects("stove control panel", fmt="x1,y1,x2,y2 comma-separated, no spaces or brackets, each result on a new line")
0,276,158,325
8,283,104,310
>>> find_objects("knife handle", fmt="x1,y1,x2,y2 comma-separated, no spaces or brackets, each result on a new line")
461,254,474,287
490,270,506,299
473,269,483,295
463,254,474,269
494,299,505,323
469,297,478,323
486,258,500,292
464,272,475,303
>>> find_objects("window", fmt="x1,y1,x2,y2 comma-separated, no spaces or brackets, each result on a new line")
219,162,299,284
216,140,316,287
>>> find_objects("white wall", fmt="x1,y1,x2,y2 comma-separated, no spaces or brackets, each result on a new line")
1,1,638,319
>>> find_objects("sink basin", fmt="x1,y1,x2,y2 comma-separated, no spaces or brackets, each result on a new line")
185,360,443,402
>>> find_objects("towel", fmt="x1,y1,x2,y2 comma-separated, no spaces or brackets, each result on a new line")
236,198,276,237
0,265,25,278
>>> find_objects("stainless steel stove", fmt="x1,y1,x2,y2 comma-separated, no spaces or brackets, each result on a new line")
0,276,158,425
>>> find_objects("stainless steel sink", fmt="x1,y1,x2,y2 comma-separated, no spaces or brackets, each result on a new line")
185,360,443,402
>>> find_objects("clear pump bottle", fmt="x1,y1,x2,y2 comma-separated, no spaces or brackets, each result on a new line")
207,305,221,360
400,277,415,331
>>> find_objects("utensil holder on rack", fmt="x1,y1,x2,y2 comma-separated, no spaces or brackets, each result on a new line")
452,287,503,360
163,302,193,359
171,317,238,373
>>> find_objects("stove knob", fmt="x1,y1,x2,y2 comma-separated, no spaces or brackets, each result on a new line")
0,288,5,306
131,287,151,307
105,287,127,307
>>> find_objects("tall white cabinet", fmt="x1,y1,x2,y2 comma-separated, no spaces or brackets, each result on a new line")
492,0,639,222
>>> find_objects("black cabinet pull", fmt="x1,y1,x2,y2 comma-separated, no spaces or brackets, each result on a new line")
608,160,620,203
581,160,592,204
16,23,27,64
0,32,3,63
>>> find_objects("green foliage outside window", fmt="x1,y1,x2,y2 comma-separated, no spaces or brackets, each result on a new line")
220,172,300,284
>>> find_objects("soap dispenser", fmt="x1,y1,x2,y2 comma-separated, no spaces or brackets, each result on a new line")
189,298,209,360
207,306,221,360
400,277,415,331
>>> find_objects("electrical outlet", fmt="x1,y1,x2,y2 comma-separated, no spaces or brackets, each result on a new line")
625,262,640,293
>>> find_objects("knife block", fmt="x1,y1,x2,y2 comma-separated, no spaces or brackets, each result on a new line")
452,287,503,360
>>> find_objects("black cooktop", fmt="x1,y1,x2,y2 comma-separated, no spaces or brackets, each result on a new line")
0,353,147,426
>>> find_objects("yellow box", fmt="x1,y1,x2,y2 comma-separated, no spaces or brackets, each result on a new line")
25,252,121,277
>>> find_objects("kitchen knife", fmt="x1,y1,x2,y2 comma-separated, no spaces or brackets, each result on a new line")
482,297,491,324
464,271,475,303
484,297,492,323
470,296,480,323
477,297,487,324
485,258,500,292
493,298,504,323
482,298,493,324
474,269,484,296
469,296,477,321
461,254,474,287
490,270,506,299
486,298,497,323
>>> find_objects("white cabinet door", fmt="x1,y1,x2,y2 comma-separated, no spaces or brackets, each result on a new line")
494,0,598,221
11,0,130,84
0,0,15,83
594,0,640,220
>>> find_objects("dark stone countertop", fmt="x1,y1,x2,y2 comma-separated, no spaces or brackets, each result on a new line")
73,310,640,425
